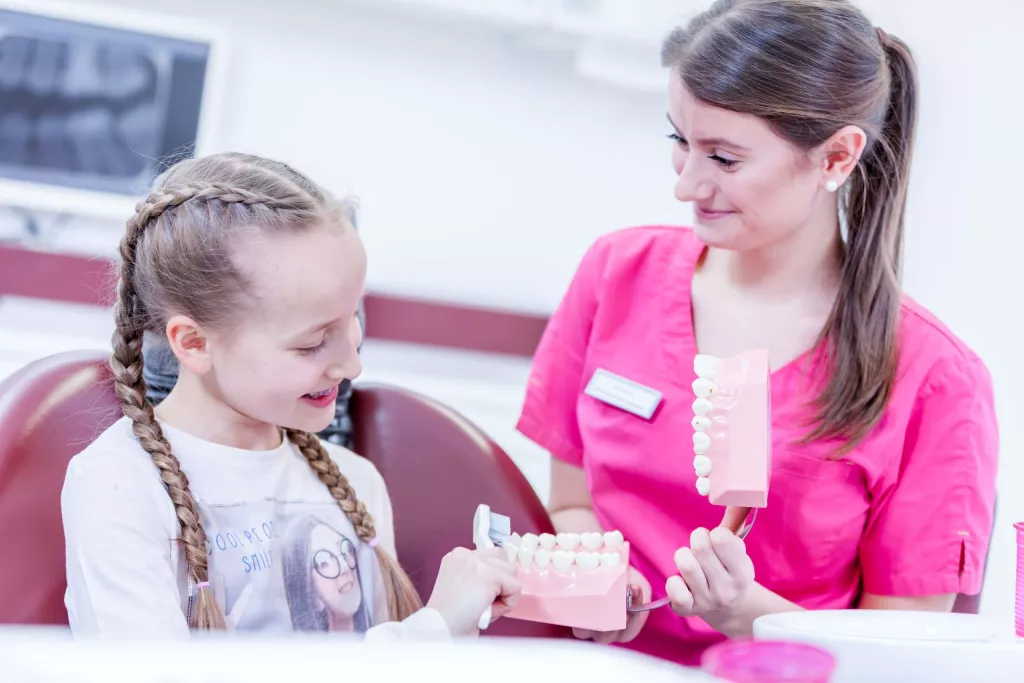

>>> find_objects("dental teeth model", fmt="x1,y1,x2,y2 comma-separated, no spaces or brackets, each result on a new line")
507,532,624,572
474,506,631,632
690,350,772,508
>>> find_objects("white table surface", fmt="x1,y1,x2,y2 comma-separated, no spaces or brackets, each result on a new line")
754,610,1024,683
0,627,726,683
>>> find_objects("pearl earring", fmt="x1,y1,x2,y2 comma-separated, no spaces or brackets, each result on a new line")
825,179,839,193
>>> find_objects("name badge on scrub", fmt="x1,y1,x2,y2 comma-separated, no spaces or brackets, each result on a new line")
584,368,663,420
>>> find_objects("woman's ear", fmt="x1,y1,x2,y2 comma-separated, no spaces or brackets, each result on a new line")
165,315,213,375
820,124,868,191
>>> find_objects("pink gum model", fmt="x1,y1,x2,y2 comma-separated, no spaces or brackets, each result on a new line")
499,531,630,632
691,350,772,508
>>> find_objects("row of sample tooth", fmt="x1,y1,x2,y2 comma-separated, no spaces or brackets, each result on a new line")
692,354,718,496
509,546,623,571
507,530,624,553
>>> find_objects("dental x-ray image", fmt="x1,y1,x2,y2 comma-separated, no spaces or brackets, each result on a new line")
0,8,210,196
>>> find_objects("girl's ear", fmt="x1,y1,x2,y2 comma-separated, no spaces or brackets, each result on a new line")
165,315,213,375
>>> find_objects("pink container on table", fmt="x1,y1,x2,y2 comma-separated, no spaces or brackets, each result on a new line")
1015,521,1024,638
701,639,837,683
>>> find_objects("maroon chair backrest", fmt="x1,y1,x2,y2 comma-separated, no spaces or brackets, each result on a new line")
0,350,119,625
349,383,571,638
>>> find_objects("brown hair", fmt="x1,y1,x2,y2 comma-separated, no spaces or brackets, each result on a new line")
110,152,422,628
662,0,918,451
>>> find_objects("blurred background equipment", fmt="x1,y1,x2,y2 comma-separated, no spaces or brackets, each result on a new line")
0,0,223,220
0,8,208,192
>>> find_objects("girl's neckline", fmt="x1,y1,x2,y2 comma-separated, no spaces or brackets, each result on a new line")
154,418,291,462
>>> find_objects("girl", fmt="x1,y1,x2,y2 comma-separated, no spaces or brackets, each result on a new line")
62,152,519,639
516,0,998,667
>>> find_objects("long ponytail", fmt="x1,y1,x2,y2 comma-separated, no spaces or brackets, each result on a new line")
809,32,918,449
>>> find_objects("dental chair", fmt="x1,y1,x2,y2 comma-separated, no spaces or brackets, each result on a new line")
0,350,569,638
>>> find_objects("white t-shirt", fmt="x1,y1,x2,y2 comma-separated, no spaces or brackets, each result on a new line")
61,417,449,641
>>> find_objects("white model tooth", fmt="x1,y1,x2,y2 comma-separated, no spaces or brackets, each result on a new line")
556,532,581,550
692,397,713,415
518,546,535,567
694,431,711,454
581,532,603,551
538,533,557,550
693,354,719,379
696,476,711,496
600,552,621,568
576,551,599,571
534,549,552,569
508,532,521,547
694,455,712,477
520,533,539,551
552,550,575,571
603,530,624,549
691,415,711,432
504,543,518,562
692,377,716,398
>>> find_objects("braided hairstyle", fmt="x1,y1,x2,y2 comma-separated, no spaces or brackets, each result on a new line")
111,152,422,629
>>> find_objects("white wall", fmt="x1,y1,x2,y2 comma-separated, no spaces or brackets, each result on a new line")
1,0,1021,628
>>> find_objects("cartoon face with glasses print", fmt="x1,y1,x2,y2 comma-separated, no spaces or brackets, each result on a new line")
282,515,370,632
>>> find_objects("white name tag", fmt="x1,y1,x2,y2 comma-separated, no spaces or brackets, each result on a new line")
584,368,662,420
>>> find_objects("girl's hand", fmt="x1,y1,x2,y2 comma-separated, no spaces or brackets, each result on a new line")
572,566,650,644
665,521,755,627
426,546,522,637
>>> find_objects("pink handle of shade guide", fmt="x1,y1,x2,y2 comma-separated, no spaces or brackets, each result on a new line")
1015,522,1024,638
701,640,837,683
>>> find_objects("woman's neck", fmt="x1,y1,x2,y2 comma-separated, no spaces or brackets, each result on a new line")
700,212,844,302
154,371,282,451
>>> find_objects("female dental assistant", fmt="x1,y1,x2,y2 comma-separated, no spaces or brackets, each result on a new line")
515,0,999,668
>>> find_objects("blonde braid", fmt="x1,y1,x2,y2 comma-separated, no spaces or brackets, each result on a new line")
111,183,304,630
286,429,423,621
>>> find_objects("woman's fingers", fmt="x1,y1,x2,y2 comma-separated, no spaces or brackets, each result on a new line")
720,506,752,535
709,526,755,583
619,584,649,642
689,527,730,587
571,582,648,644
573,626,624,644
666,575,694,615
674,545,710,604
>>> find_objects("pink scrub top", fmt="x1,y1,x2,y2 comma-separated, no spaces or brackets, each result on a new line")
516,226,999,667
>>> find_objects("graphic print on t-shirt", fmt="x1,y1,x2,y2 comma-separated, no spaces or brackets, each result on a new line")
197,497,388,634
